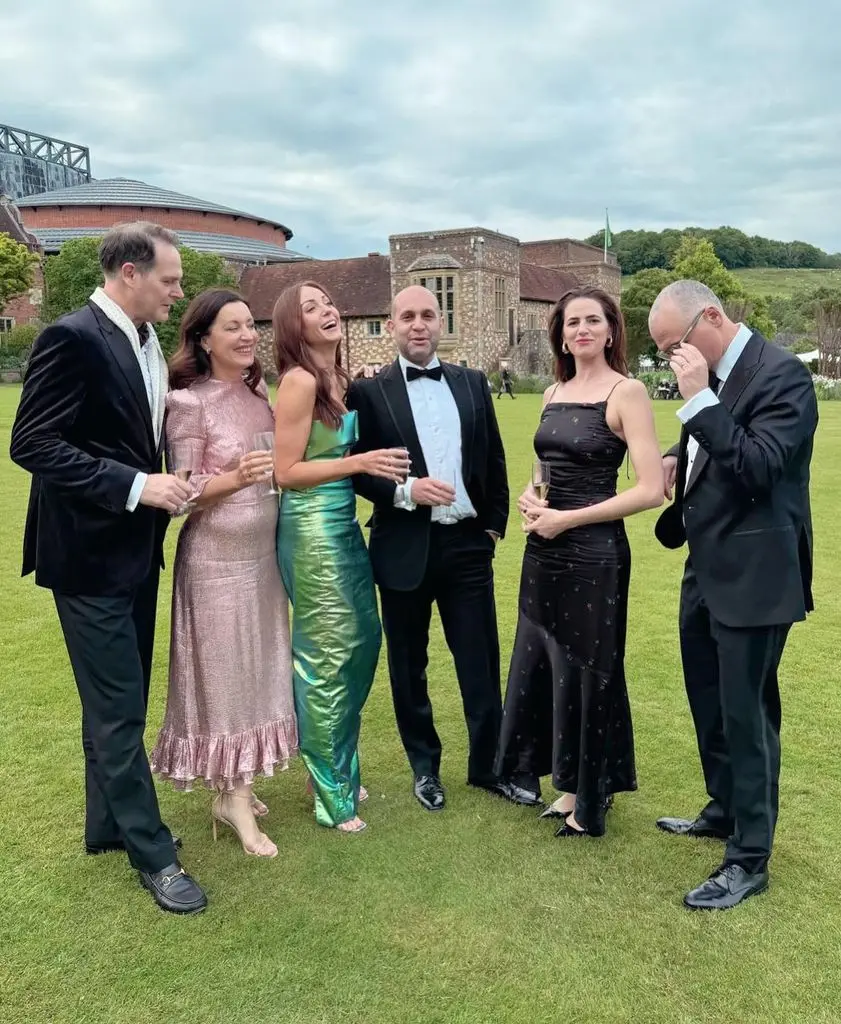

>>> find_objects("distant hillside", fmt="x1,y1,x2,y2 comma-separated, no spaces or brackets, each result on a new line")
621,267,841,297
732,268,841,297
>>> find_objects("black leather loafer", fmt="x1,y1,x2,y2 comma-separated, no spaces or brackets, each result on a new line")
138,862,207,915
656,816,730,840
86,834,182,856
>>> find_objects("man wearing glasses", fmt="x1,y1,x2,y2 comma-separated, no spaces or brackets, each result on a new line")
648,279,817,911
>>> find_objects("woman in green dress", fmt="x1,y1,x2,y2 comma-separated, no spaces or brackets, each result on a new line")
272,281,410,833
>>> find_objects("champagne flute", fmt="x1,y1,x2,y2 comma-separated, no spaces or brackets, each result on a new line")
437,463,459,526
253,431,279,495
168,439,197,484
532,459,551,502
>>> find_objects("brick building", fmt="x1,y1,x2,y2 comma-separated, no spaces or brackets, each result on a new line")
241,227,620,378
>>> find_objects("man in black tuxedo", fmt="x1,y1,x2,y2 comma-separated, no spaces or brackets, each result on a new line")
650,279,817,911
10,222,206,914
347,285,513,812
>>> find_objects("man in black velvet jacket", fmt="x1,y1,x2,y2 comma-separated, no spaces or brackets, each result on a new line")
347,285,512,813
10,222,206,915
650,279,817,911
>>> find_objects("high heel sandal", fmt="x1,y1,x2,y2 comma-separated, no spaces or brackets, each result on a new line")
336,816,367,833
212,793,278,857
539,797,575,820
251,795,269,817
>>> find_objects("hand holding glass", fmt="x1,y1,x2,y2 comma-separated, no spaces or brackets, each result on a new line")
531,459,551,502
253,432,279,494
437,465,459,525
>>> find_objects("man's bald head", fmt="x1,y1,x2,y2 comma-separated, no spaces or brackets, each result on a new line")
388,285,443,366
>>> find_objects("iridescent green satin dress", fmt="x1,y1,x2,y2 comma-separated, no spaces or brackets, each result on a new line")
277,411,381,827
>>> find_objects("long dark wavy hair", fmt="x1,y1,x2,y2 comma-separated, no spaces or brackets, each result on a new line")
169,288,264,393
272,280,349,428
548,286,629,382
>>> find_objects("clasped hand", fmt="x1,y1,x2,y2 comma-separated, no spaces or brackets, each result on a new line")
236,450,274,489
518,485,574,539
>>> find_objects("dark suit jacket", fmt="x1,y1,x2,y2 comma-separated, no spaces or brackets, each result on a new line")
9,302,169,596
346,359,509,591
655,331,817,628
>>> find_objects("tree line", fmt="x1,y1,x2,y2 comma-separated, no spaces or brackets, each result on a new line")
586,226,841,275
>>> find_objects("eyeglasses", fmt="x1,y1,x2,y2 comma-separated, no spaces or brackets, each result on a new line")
655,307,706,363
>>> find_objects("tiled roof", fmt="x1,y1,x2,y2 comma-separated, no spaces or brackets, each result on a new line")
519,263,580,303
16,177,293,238
0,198,40,251
241,255,391,321
405,253,463,272
30,227,307,265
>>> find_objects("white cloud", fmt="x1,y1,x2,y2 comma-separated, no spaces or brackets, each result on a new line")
2,0,840,258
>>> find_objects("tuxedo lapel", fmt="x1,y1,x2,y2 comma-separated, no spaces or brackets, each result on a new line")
89,303,155,451
441,362,475,479
685,333,763,495
376,360,428,477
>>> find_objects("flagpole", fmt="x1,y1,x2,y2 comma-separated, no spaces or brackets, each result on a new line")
604,208,608,264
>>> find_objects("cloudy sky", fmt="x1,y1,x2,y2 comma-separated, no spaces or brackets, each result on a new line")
2,0,839,258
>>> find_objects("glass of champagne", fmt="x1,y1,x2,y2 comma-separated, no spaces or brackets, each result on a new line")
253,431,279,494
437,463,459,526
168,439,196,484
532,459,551,503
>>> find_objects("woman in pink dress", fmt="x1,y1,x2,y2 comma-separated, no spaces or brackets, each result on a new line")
150,288,297,859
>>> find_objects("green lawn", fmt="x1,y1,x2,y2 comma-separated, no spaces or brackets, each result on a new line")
732,267,841,297
2,387,840,1024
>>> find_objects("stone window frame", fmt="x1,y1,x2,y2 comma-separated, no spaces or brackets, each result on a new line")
0,317,15,334
367,319,382,337
415,274,457,336
526,312,537,330
493,277,506,331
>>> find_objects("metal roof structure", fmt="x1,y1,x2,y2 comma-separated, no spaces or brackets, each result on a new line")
17,177,293,239
31,227,308,265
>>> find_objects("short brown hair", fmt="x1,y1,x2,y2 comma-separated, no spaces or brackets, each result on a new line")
98,221,180,276
548,286,628,382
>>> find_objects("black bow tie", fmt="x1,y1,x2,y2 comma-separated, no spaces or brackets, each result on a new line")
137,323,150,348
406,365,443,382
709,369,720,392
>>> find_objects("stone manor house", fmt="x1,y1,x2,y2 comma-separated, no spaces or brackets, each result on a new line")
0,126,620,377
244,229,620,378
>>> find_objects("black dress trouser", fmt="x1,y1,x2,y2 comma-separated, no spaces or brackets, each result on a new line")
379,521,502,784
680,562,791,873
53,566,176,873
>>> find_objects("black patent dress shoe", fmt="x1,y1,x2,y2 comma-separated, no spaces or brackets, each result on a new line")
138,862,207,915
683,864,769,910
86,834,182,856
656,815,730,840
414,775,445,811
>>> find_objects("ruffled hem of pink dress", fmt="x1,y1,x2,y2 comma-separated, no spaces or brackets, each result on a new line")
150,717,299,792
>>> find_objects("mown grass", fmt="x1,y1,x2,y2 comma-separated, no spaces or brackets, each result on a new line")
732,267,841,297
1,387,839,1024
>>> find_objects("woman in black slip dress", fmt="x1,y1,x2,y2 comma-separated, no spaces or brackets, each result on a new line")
495,286,664,838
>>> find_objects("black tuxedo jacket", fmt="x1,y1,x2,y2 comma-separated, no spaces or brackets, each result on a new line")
655,331,817,628
346,359,509,591
9,302,169,596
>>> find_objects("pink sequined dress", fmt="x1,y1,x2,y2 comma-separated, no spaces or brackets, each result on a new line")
150,378,298,791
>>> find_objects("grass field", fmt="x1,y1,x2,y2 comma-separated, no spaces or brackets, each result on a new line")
2,386,840,1024
732,267,841,297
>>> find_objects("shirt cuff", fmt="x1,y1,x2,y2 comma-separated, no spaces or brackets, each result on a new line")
677,387,719,424
126,472,148,512
394,475,418,510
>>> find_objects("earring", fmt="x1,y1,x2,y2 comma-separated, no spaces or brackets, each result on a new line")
606,338,613,348
561,341,570,354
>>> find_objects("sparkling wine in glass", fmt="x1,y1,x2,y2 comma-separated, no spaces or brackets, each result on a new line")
437,463,459,526
168,440,196,483
532,459,551,502
253,431,279,495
